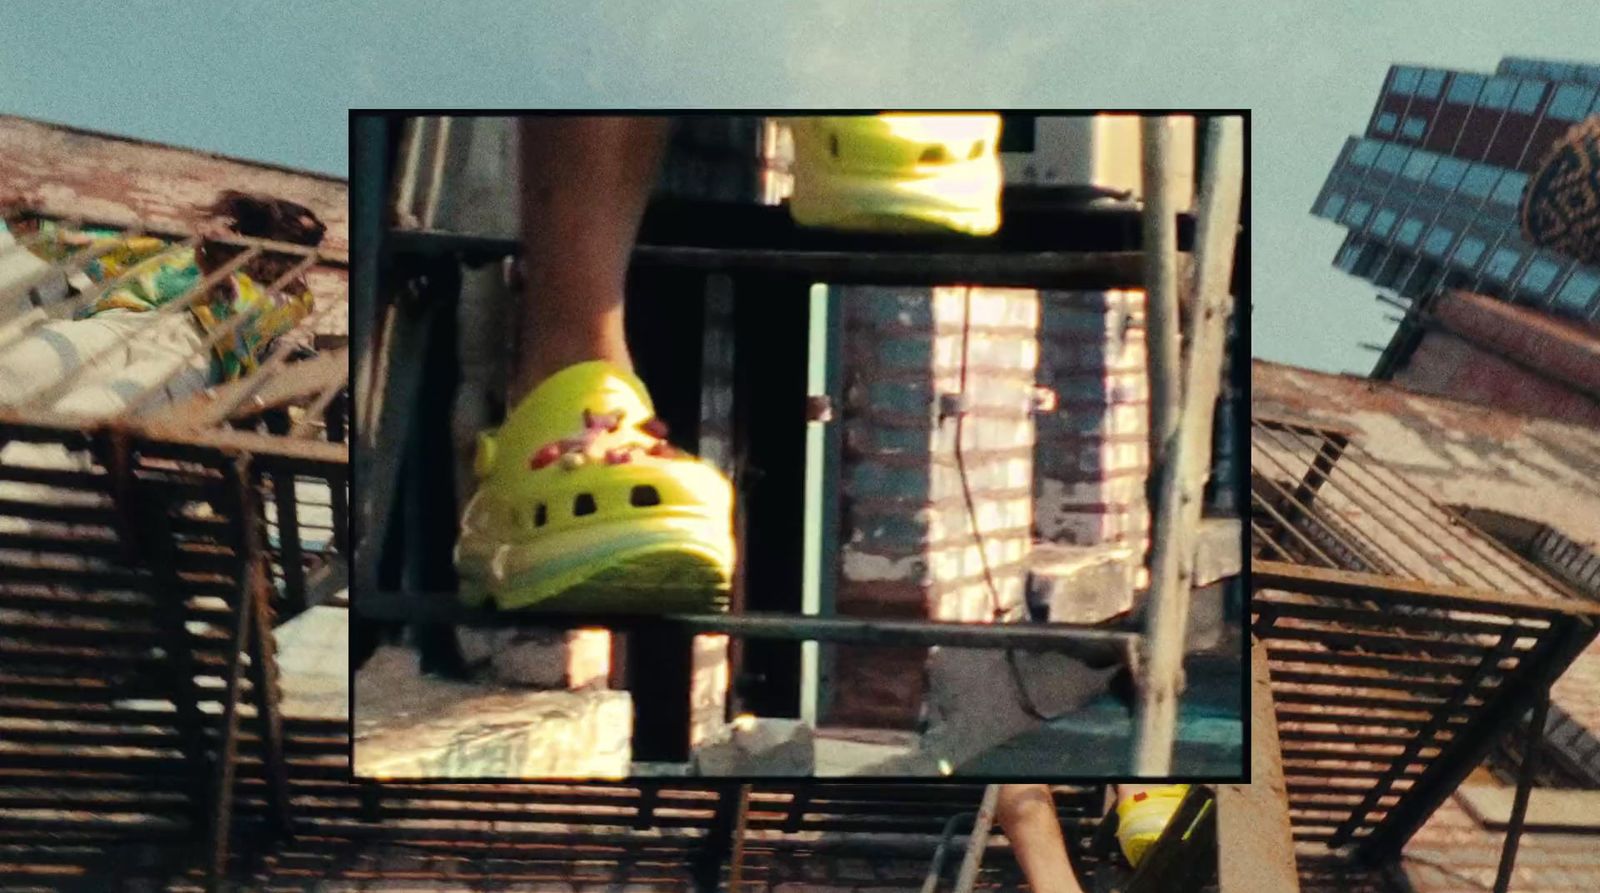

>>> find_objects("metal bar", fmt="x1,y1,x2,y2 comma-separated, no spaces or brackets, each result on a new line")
0,223,146,307
15,244,263,411
1249,516,1302,563
1134,115,1243,776
206,460,257,889
728,783,752,892
351,596,1139,651
1251,442,1411,573
951,785,1000,893
387,224,1174,289
237,457,292,835
261,412,307,615
131,449,210,832
1492,692,1549,893
920,811,972,893
18,208,346,265
1251,561,1599,619
1318,435,1529,595
117,253,322,419
1248,488,1341,568
1273,429,1348,551
1354,619,1596,862
1346,438,1584,602
1255,423,1463,584
1143,116,1182,492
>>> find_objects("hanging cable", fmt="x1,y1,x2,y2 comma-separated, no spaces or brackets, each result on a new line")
950,286,1053,721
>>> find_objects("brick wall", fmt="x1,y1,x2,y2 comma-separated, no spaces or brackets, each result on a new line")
829,285,1038,728
1392,332,1600,429
1034,289,1151,548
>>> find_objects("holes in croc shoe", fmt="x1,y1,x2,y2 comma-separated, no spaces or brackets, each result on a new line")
534,503,548,527
968,140,985,160
573,494,597,517
829,133,841,159
919,145,950,164
630,485,662,508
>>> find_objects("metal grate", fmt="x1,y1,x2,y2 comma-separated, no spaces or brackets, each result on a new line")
0,206,352,889
1,208,350,617
1248,416,1600,864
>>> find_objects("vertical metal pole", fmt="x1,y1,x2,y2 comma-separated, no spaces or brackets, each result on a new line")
1493,693,1550,893
351,113,390,598
1142,116,1182,490
207,456,258,889
1133,117,1244,776
728,783,753,892
953,785,1001,893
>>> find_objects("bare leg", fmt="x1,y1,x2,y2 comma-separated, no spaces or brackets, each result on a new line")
996,784,1085,893
511,116,670,401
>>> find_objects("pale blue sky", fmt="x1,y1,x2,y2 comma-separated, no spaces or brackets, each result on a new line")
0,1,1591,374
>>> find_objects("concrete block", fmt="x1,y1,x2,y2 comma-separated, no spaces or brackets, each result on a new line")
694,716,815,776
354,647,631,778
1028,542,1138,623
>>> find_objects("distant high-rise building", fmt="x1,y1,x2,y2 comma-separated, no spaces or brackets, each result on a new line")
1312,56,1600,321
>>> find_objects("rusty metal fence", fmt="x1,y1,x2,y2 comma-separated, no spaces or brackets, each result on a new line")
1248,415,1600,873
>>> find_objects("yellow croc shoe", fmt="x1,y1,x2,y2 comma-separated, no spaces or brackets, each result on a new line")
1114,784,1191,869
455,361,735,613
788,113,1003,236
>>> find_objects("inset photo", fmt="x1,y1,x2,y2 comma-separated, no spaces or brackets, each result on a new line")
350,112,1248,779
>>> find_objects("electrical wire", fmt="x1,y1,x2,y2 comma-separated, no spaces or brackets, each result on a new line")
950,286,1053,721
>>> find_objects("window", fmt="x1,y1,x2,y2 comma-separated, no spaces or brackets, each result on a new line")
1491,171,1529,207
1318,192,1348,220
1478,77,1516,110
1336,242,1361,271
1400,116,1427,139
1453,234,1488,267
1485,247,1521,281
1371,208,1398,238
1422,226,1455,258
1376,143,1410,174
1375,112,1398,135
1344,200,1372,226
1511,80,1545,114
1392,66,1421,96
1349,139,1382,167
1448,73,1485,104
1401,151,1436,182
1429,156,1469,190
1549,84,1598,121
1555,269,1600,311
1396,217,1425,247
1460,164,1501,199
1518,257,1561,295
1418,69,1446,99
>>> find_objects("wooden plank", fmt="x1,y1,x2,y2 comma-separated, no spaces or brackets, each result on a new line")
1215,638,1301,893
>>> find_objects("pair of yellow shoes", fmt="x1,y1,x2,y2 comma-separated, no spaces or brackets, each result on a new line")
456,114,1004,612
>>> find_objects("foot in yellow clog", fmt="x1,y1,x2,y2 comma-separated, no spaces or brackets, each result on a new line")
788,113,1004,236
455,361,735,613
1115,784,1190,868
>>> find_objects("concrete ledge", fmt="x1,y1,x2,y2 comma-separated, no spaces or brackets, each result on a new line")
354,646,630,779
1456,783,1600,832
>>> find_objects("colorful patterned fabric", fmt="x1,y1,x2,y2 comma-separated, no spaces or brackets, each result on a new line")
8,221,313,379
1521,115,1600,268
